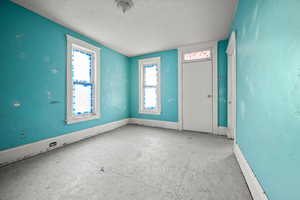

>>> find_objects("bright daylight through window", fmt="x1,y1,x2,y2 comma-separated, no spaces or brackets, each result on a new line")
139,57,161,114
66,35,100,124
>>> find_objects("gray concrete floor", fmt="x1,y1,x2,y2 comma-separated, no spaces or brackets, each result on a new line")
0,125,252,200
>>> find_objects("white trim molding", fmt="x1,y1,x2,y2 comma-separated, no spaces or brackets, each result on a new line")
129,118,178,130
0,119,129,167
66,34,101,124
214,126,229,136
177,48,183,131
178,41,218,134
138,57,161,115
226,31,237,140
234,144,269,200
227,31,236,54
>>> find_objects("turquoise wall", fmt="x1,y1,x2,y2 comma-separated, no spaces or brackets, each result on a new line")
0,1,130,151
0,0,229,152
129,50,178,122
232,0,300,199
129,46,228,125
218,40,228,127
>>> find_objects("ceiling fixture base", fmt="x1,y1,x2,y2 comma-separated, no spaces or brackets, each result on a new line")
115,0,134,13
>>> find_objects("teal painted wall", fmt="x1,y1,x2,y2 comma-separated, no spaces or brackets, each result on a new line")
218,40,228,127
0,1,130,151
129,46,228,125
0,0,229,151
232,0,300,199
129,50,178,122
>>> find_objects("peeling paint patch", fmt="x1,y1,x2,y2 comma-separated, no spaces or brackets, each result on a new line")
50,68,59,74
16,34,24,38
47,91,52,99
13,102,21,107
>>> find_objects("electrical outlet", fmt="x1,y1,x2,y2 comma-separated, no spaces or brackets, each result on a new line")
49,142,57,147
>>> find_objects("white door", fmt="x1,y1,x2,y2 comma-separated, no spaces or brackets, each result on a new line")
183,60,213,133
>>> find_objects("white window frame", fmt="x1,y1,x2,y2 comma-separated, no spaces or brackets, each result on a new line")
66,35,100,124
183,49,212,63
139,57,161,115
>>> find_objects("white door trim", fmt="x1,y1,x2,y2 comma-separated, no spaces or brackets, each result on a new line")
226,32,237,140
178,41,219,134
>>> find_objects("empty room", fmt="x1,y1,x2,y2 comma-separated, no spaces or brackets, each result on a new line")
0,0,298,199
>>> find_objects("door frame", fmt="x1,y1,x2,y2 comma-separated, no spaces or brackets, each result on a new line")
226,31,237,140
178,41,219,134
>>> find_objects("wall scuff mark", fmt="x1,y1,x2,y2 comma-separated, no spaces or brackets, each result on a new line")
50,101,60,104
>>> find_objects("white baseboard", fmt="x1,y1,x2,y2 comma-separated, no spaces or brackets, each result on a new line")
0,117,226,167
129,118,179,130
0,118,129,167
214,126,228,136
234,144,269,200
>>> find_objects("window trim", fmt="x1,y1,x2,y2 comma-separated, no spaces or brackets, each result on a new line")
139,57,161,115
183,48,212,63
66,35,101,124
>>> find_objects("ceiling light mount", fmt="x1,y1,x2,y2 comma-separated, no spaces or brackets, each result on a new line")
115,0,134,13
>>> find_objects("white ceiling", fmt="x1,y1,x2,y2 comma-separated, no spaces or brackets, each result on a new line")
11,0,238,57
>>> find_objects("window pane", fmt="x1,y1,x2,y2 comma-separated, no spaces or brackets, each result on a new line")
184,50,211,61
73,83,93,115
72,49,92,82
144,64,158,86
144,87,157,110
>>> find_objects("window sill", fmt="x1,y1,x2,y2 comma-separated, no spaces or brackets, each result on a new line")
139,111,161,115
66,114,100,124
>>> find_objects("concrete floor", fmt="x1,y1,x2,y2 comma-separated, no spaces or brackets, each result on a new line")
0,125,252,200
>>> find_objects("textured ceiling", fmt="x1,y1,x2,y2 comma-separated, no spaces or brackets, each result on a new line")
11,0,238,57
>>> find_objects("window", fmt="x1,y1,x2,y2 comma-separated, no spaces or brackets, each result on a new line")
139,57,161,114
66,35,100,124
184,50,211,62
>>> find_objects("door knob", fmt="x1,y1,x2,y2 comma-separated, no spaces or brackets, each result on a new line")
208,95,212,98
